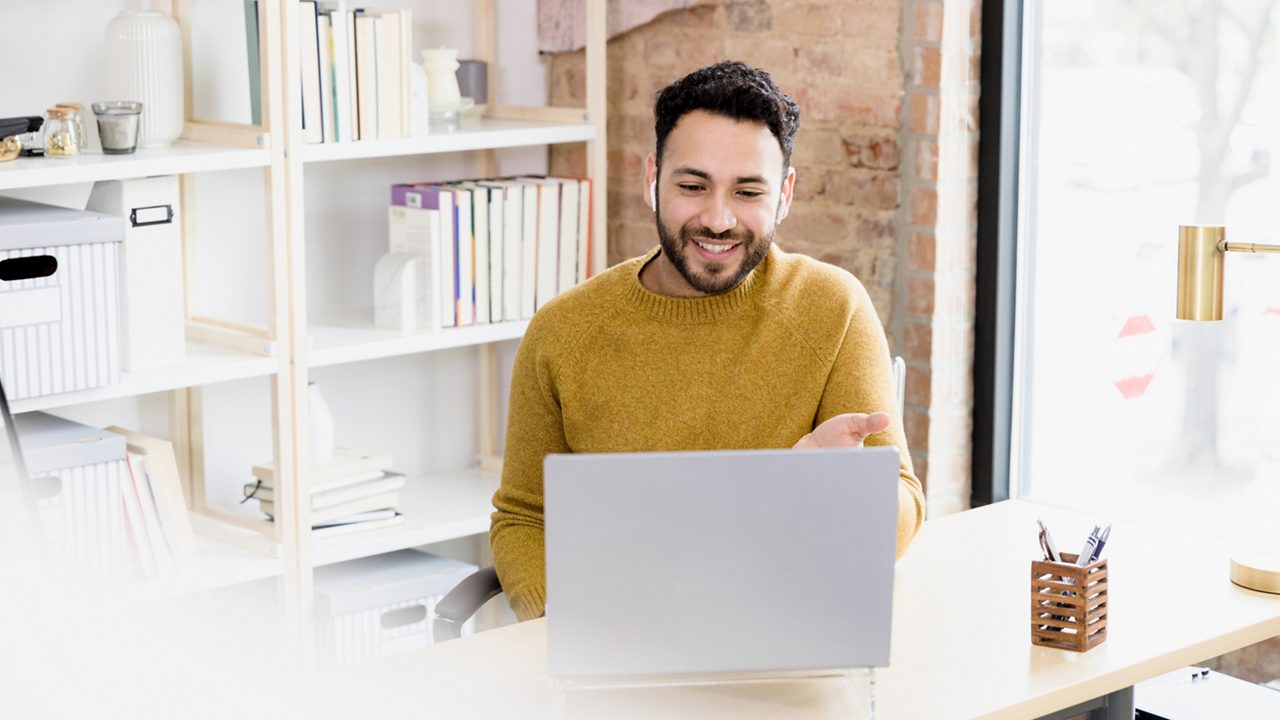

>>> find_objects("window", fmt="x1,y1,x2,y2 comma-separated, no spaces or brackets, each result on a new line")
1001,0,1280,530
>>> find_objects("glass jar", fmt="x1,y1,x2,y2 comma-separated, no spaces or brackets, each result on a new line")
43,108,79,158
55,102,86,150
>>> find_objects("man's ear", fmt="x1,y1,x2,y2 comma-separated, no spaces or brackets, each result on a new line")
775,166,797,224
644,153,658,211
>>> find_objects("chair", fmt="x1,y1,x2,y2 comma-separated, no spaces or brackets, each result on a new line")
432,356,909,642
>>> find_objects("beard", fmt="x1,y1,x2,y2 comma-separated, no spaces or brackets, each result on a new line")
655,210,774,296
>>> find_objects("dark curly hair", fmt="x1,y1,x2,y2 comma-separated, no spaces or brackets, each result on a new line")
654,61,801,169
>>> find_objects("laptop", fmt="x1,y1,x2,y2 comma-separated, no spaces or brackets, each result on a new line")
544,446,899,682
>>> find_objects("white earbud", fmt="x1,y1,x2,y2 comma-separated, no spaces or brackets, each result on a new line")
650,181,657,212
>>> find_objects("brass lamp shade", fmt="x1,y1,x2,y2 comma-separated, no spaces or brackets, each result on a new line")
1176,225,1225,321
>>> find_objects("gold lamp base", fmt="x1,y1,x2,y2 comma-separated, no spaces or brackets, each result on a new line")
1229,549,1280,594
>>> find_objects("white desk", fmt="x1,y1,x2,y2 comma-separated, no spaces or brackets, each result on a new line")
323,500,1280,719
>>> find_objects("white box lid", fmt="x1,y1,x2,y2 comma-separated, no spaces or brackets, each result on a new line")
0,197,123,251
314,549,477,616
15,412,127,473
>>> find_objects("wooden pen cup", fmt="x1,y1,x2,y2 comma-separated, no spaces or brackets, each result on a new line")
1030,553,1108,652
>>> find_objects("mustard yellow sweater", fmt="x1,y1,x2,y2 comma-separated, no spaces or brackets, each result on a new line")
491,245,925,622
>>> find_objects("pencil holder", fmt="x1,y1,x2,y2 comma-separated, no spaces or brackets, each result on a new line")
1030,553,1108,652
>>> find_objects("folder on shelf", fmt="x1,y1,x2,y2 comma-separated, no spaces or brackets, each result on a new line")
244,470,405,509
313,510,404,538
260,490,400,524
108,426,200,573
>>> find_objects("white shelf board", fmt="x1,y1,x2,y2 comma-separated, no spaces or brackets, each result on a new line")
0,141,270,191
10,340,278,414
313,468,499,567
302,117,596,163
308,310,528,368
120,530,283,605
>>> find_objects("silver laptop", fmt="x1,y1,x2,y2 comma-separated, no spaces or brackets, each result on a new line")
544,446,899,681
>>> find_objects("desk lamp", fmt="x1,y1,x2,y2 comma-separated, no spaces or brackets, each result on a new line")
1177,225,1280,593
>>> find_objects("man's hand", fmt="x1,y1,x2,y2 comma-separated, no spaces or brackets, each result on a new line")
793,412,891,449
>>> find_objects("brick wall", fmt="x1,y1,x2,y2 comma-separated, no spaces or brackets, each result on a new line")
547,0,981,512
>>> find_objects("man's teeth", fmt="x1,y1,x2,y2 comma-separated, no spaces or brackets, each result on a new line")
695,240,734,253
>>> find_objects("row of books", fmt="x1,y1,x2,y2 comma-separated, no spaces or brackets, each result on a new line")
389,176,594,329
110,426,200,579
246,448,405,538
246,1,413,142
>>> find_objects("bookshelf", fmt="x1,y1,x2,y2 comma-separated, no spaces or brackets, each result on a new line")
0,0,606,629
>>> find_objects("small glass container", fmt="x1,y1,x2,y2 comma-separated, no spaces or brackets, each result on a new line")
91,101,142,155
55,102,86,150
43,108,79,158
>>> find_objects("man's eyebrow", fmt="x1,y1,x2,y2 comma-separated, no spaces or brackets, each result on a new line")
670,167,770,185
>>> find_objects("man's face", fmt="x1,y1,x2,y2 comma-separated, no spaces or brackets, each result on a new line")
645,110,795,296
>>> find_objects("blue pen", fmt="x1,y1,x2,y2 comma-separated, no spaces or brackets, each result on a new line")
1089,524,1111,563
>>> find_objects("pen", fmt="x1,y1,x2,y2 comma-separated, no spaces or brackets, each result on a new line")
1089,524,1111,563
1077,525,1101,566
1037,519,1060,562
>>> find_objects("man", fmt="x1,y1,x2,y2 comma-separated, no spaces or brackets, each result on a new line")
491,61,925,622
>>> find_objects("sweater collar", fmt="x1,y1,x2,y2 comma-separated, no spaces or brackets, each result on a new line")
622,244,774,323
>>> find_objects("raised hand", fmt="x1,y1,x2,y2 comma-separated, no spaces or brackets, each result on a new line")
793,412,891,449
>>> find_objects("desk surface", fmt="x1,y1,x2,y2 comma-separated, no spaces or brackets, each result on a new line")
330,500,1280,720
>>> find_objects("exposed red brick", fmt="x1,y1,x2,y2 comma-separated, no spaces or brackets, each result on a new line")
907,230,936,272
915,2,944,42
912,46,942,87
907,275,936,316
909,186,938,226
845,134,901,170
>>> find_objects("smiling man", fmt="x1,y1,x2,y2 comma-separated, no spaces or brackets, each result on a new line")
490,61,925,621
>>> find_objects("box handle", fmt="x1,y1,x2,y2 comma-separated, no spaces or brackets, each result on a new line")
0,255,57,282
129,204,173,228
31,474,61,501
379,603,428,630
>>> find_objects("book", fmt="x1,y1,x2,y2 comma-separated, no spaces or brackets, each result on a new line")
485,183,504,321
244,1,262,126
123,451,172,576
119,458,158,579
342,5,358,140
110,426,200,572
577,178,592,283
244,470,405,509
556,178,580,294
251,447,393,490
320,5,353,143
260,490,400,524
318,13,336,143
515,181,538,318
373,8,401,139
314,507,398,528
353,11,379,140
312,511,404,538
393,185,457,327
298,0,324,143
452,186,475,326
387,204,443,331
459,182,490,325
521,177,562,310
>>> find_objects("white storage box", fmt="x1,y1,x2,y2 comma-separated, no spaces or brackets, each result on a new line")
15,412,127,581
314,549,477,667
0,197,123,400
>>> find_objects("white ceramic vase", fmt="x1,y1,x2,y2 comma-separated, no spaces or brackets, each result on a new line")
105,10,185,148
308,382,335,465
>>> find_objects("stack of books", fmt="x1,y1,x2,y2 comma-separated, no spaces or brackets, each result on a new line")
245,448,406,538
389,175,593,331
246,1,414,143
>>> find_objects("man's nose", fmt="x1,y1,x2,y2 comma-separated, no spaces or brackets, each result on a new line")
699,195,737,235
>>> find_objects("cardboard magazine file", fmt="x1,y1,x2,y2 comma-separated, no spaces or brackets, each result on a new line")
85,175,186,372
1030,552,1109,652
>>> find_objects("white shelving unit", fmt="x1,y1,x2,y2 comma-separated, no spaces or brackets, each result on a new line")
1,0,606,628
303,118,595,163
0,141,269,191
11,340,278,415
309,313,530,368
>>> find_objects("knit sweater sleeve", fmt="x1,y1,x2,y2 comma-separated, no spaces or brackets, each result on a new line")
489,319,569,622
814,280,926,559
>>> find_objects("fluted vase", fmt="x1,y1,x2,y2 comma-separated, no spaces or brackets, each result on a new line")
105,10,184,148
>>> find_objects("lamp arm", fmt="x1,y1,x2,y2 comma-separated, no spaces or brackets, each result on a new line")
1221,241,1280,254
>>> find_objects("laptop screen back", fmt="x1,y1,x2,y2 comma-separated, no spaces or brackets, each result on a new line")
545,446,899,680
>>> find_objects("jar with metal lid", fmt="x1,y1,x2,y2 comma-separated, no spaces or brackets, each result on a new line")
55,102,87,150
43,108,79,158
